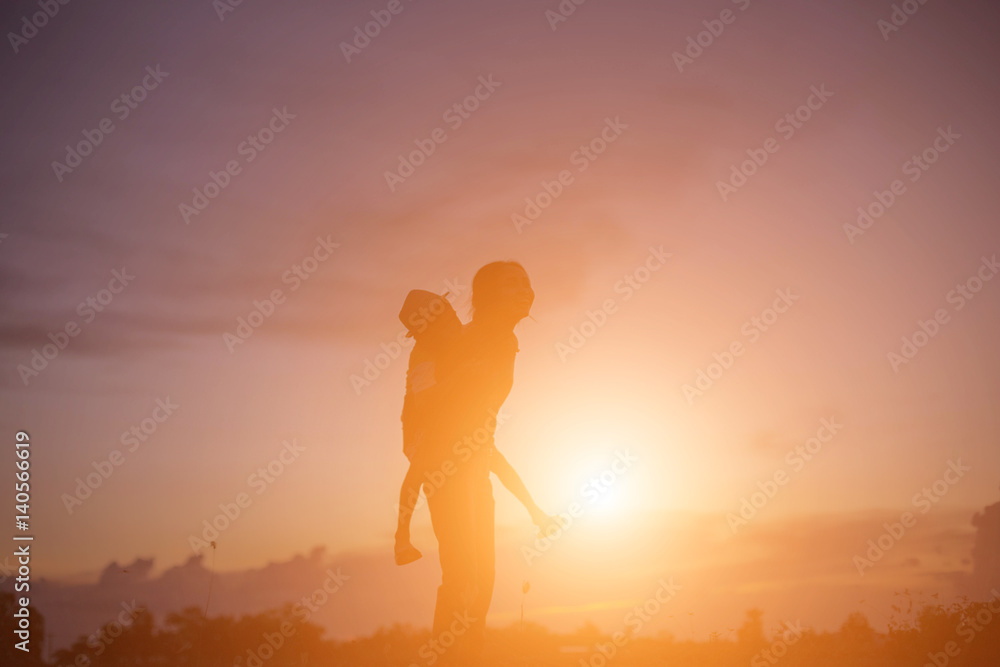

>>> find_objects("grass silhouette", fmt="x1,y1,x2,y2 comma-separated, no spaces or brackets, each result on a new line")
10,590,993,666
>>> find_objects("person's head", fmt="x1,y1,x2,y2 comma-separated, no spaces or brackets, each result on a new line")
470,261,534,327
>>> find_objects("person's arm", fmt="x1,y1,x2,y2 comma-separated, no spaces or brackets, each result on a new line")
491,451,565,538
490,449,545,524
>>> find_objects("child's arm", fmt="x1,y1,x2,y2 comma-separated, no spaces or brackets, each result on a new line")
490,449,547,525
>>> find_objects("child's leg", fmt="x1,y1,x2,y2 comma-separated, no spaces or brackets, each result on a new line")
396,461,422,540
395,459,424,565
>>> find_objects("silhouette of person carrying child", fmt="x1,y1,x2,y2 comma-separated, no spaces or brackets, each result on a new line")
394,261,560,664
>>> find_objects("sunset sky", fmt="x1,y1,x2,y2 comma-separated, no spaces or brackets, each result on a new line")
2,0,999,646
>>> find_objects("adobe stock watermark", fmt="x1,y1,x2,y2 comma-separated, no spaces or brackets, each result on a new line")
17,268,135,386
922,589,1000,667
394,410,513,574
887,254,998,373
7,0,74,55
66,600,144,667
408,611,476,666
405,409,511,507
340,0,417,63
51,65,169,182
233,567,350,667
522,449,638,565
384,75,501,192
213,0,249,22
578,577,682,667
672,0,752,73
179,107,295,224
544,0,590,31
349,277,470,395
61,397,179,515
853,458,970,576
555,246,671,362
877,0,933,41
716,84,834,202
188,438,306,554
681,288,799,405
223,236,340,352
391,407,511,539
511,116,628,233
844,126,960,244
728,417,844,534
750,621,805,667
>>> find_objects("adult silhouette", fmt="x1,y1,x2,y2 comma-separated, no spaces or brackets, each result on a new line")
401,261,537,664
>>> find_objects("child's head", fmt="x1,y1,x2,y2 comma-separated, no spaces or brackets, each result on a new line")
399,290,462,343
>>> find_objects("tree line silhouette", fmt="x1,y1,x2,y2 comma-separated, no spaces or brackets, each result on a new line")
4,590,999,666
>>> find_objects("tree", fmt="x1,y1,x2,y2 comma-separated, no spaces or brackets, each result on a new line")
737,607,766,650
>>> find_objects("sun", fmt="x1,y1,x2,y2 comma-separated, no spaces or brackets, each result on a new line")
515,390,692,529
588,483,627,516
553,422,644,524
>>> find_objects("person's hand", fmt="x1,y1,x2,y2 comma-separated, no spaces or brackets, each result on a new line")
533,512,566,539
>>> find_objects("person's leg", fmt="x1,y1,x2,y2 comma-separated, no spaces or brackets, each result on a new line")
426,474,478,664
394,459,423,565
468,478,496,659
